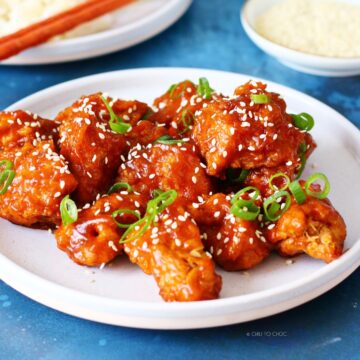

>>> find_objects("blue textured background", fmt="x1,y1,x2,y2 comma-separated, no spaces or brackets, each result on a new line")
0,1,359,359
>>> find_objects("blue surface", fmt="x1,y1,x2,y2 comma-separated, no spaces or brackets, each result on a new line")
0,1,359,359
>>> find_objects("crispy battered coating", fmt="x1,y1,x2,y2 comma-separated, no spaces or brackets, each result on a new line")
56,93,146,205
191,194,270,271
192,81,314,177
117,142,214,202
124,202,222,301
55,193,147,267
264,192,346,263
0,141,77,228
0,110,59,150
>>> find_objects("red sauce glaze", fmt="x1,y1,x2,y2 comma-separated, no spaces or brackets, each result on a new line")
55,192,148,267
123,201,222,301
190,193,271,270
192,81,315,178
0,110,59,150
117,142,215,203
0,140,77,228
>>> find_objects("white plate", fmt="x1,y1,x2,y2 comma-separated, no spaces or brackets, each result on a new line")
1,0,192,65
241,0,360,77
1,68,360,329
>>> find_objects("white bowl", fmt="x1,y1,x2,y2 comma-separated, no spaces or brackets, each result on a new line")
241,0,360,77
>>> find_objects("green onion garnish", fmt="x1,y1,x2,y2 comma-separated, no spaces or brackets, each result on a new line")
304,173,330,199
167,83,178,99
119,190,177,244
289,180,307,204
251,94,270,104
141,108,153,120
0,160,15,195
179,110,195,134
155,135,187,145
231,199,260,221
197,77,214,99
269,172,290,191
295,143,307,180
226,168,249,184
100,95,132,134
60,195,78,226
263,190,291,222
112,209,141,229
291,113,314,132
108,182,133,194
230,186,260,221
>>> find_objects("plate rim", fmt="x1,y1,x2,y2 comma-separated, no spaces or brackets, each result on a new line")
2,67,360,327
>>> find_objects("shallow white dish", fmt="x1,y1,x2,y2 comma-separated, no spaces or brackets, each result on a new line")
1,67,360,329
1,0,192,65
241,0,360,77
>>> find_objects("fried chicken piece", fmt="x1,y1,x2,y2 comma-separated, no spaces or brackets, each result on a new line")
0,141,77,228
192,81,314,178
153,80,220,135
124,201,222,301
264,192,346,263
117,142,214,203
55,192,147,267
56,93,147,205
191,194,270,271
0,110,59,150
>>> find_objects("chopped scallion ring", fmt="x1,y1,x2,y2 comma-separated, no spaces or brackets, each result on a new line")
304,173,330,199
231,186,260,205
269,172,290,191
231,199,260,221
250,94,270,104
155,135,187,145
197,78,214,99
108,182,133,194
263,190,291,222
141,108,153,120
179,110,195,134
295,143,307,180
291,113,314,131
0,160,15,195
226,168,249,184
289,180,307,204
112,209,141,229
167,83,178,98
119,190,177,244
60,195,78,226
100,95,132,134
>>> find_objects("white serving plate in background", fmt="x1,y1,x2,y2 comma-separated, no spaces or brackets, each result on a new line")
0,68,359,329
241,0,360,77
1,0,192,65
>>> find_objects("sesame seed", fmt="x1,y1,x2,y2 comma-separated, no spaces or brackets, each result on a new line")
54,192,61,198
192,176,197,184
214,211,220,218
216,249,222,256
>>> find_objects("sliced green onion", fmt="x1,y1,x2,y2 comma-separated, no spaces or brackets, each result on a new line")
155,135,187,145
100,95,131,134
231,186,260,205
289,180,307,204
269,172,290,191
141,108,153,120
291,113,314,131
120,190,177,244
251,94,270,104
231,199,260,221
167,83,178,99
0,160,15,195
226,168,249,184
179,110,195,134
112,209,141,229
304,173,330,199
60,195,78,226
108,182,133,194
153,189,164,197
263,190,291,222
197,77,214,99
295,143,307,180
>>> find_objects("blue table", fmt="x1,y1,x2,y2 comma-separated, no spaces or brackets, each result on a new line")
0,1,359,359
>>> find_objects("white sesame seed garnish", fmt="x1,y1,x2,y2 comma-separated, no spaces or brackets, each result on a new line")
214,211,220,218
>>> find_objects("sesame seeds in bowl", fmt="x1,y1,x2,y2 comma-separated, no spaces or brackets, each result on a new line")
241,0,360,77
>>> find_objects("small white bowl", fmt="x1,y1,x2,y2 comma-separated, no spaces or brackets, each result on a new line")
241,0,360,77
